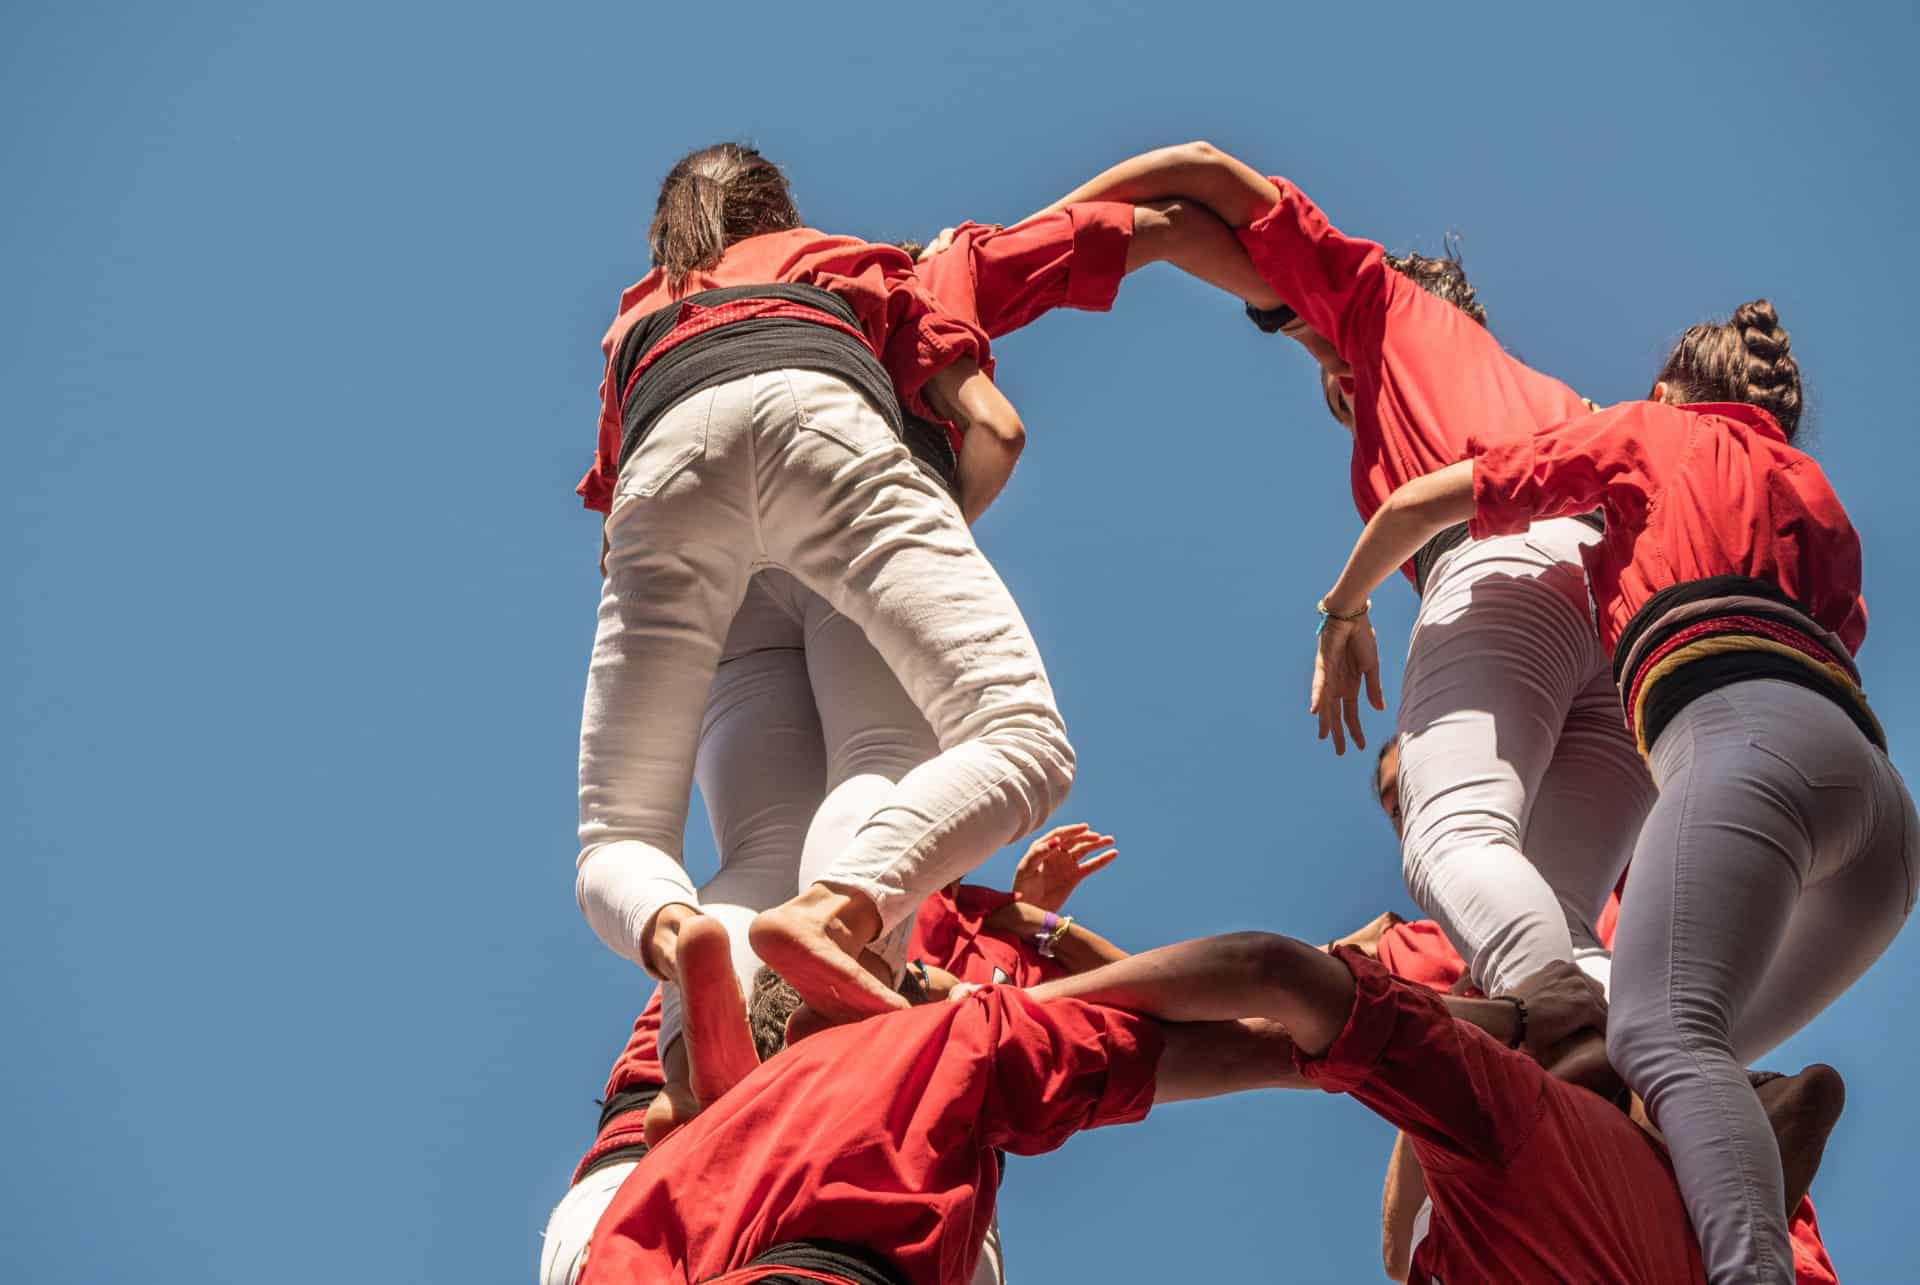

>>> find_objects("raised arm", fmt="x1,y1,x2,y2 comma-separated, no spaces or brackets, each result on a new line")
1025,141,1280,229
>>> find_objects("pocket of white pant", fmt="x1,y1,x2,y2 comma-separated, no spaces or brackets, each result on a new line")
617,391,713,500
784,370,898,457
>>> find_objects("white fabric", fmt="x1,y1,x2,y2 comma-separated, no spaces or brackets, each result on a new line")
577,369,1073,974
537,1159,635,1285
1394,518,1654,996
1609,678,1918,1283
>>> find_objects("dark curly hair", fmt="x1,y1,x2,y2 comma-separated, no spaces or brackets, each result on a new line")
1655,299,1803,440
1384,238,1488,328
747,965,806,1062
649,143,802,290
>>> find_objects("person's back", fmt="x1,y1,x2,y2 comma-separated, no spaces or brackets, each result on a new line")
1303,952,1706,1283
579,987,1161,1285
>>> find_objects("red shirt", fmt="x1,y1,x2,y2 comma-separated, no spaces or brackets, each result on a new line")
1237,180,1590,567
580,987,1161,1285
909,884,1068,988
1470,400,1867,657
912,202,1135,339
579,228,992,513
1305,950,1707,1283
571,988,666,1183
1792,1197,1839,1284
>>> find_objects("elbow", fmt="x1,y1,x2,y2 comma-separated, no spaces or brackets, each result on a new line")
1173,139,1223,167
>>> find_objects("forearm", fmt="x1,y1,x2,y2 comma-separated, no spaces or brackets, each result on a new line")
1153,1017,1305,1104
1129,200,1285,309
924,359,1025,524
1381,1131,1428,1283
955,427,1020,524
1321,461,1476,615
1024,932,1356,1057
986,901,1130,974
1029,141,1278,229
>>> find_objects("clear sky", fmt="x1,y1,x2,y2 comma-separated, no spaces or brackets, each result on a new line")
6,2,1918,1281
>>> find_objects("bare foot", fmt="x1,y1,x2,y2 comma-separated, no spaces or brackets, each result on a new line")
1755,1064,1846,1216
750,889,908,1024
675,916,761,1106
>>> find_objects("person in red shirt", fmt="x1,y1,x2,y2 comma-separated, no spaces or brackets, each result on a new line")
1312,300,1915,1282
577,140,1087,1031
1047,146,1652,1010
542,824,1123,1285
580,918,1607,1285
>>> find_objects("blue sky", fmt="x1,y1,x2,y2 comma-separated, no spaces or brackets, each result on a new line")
5,2,1917,1280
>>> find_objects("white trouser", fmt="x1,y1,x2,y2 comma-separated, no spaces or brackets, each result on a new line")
578,368,1071,976
538,1159,636,1285
536,1158,1008,1285
1395,518,1654,996
1608,679,1918,1284
659,570,941,1047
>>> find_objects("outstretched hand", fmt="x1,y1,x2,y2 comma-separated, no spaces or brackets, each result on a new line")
1311,615,1385,755
1011,823,1118,913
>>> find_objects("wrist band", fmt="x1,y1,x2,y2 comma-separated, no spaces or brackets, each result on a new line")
1317,596,1371,622
1503,995,1530,1049
1245,301,1299,334
1036,913,1074,959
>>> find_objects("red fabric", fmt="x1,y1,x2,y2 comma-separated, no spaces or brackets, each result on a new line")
1792,1196,1839,1285
913,202,1135,339
569,988,666,1184
579,987,1161,1285
908,885,1068,988
1374,919,1468,994
579,228,993,512
618,298,874,409
1237,179,1590,580
1375,895,1622,996
1303,950,1706,1284
1470,400,1867,658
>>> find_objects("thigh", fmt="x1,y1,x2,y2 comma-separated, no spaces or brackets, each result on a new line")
1523,666,1653,943
753,370,1060,749
1725,688,1919,1059
1610,693,1809,1051
799,587,939,787
1396,530,1608,851
579,387,756,856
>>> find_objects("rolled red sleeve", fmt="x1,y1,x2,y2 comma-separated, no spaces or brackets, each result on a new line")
1062,201,1134,312
979,989,1162,1155
1467,434,1543,539
1236,177,1386,360
809,249,992,418
1295,946,1408,1093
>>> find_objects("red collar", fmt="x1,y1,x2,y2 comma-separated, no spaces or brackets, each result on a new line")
1679,401,1786,442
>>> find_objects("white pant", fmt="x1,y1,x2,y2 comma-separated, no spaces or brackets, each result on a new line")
537,1160,1008,1285
659,570,942,1047
1395,519,1654,995
577,369,1072,976
1608,679,1918,1283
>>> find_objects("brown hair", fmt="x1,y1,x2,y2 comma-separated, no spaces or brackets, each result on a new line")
1655,299,1803,439
1385,237,1488,328
648,143,801,290
746,965,805,1062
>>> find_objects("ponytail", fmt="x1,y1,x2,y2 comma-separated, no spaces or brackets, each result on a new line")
648,143,801,290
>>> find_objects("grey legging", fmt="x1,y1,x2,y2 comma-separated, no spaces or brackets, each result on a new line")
1608,678,1917,1284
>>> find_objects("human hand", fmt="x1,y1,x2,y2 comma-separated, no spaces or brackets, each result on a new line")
1327,910,1404,958
1503,961,1607,1059
1011,823,1118,912
1311,614,1384,755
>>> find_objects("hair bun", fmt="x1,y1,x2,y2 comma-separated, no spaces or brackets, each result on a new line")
1656,298,1806,439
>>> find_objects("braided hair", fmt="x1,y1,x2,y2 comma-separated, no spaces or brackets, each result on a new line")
1656,299,1804,439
